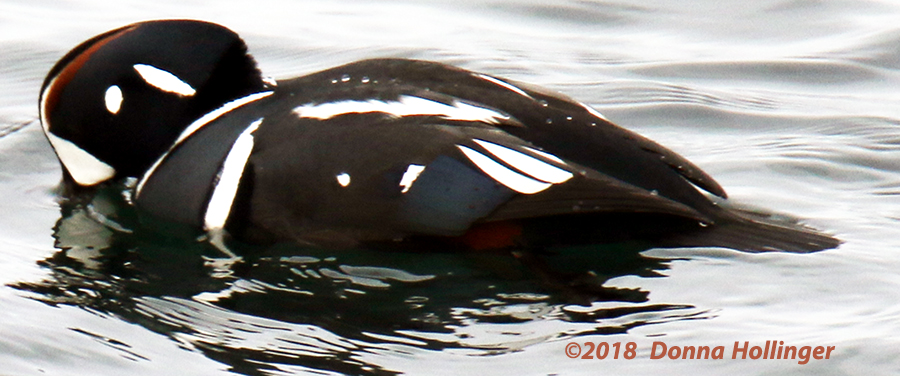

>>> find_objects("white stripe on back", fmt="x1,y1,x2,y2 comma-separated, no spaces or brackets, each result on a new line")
474,73,533,99
294,95,509,124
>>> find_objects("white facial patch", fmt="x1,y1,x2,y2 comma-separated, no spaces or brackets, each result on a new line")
474,73,533,99
336,172,351,187
44,132,117,186
39,76,116,186
293,95,510,124
133,64,196,96
135,91,274,198
204,118,263,240
104,85,123,114
473,139,573,184
456,145,551,194
398,164,426,193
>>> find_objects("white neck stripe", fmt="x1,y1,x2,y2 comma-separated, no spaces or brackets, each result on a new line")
135,91,273,198
204,118,263,232
174,91,274,146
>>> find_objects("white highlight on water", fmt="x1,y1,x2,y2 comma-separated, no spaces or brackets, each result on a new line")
133,64,197,96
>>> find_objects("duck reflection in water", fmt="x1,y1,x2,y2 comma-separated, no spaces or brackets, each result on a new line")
13,181,716,374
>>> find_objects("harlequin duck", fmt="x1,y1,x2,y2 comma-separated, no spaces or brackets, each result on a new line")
39,20,838,252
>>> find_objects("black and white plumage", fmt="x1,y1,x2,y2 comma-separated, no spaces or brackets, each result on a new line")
39,20,839,252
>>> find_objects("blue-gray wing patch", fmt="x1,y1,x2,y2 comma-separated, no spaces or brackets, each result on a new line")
399,155,515,235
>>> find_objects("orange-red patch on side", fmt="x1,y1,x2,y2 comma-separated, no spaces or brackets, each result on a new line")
458,221,523,250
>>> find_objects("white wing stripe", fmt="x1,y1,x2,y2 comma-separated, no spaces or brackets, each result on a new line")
523,146,566,164
473,139,573,184
456,145,551,194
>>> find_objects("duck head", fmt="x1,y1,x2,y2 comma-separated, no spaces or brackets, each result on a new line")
39,20,267,187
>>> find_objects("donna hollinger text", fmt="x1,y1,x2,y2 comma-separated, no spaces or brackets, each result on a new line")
566,340,835,365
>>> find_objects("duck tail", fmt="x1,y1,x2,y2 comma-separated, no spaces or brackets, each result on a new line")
666,207,840,253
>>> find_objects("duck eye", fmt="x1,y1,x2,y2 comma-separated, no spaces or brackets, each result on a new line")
104,85,123,114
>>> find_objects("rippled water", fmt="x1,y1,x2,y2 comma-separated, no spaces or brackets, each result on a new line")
2,0,900,375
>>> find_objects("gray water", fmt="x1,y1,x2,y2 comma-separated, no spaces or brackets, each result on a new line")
2,0,899,375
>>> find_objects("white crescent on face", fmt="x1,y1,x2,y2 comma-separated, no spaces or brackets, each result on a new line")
39,74,117,186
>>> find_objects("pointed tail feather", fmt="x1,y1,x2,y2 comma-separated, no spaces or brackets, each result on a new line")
664,209,840,253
